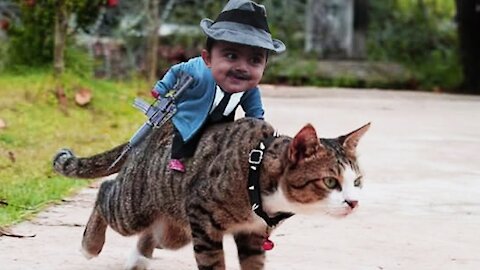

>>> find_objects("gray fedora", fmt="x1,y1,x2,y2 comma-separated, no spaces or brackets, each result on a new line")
200,0,286,53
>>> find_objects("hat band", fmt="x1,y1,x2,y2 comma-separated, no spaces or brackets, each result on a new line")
214,9,270,33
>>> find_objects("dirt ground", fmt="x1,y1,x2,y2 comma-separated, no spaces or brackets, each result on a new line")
1,86,480,270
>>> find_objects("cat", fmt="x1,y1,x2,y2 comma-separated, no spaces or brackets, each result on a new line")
53,117,370,270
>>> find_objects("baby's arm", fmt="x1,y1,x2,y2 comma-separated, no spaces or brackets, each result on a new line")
241,88,265,119
151,66,181,98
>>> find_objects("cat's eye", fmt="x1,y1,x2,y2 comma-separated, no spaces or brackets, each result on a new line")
354,177,362,187
323,177,339,190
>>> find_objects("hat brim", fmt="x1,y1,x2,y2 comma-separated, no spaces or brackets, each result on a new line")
200,19,285,53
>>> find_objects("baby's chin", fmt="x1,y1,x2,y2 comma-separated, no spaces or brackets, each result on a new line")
217,80,256,93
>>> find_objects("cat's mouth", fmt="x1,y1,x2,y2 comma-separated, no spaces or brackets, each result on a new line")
326,202,359,217
327,209,354,217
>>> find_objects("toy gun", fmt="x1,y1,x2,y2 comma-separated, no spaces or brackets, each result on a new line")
109,72,194,169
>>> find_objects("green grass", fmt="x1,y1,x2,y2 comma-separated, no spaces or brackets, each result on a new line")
0,70,149,226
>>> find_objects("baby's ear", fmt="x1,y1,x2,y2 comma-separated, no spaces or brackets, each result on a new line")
201,49,212,68
288,124,321,165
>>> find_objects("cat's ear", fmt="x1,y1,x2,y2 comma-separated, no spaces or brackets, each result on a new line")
340,122,371,150
288,124,322,164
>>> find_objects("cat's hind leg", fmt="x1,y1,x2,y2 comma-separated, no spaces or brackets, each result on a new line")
125,219,192,270
156,218,191,250
233,232,266,270
81,179,118,259
81,206,107,259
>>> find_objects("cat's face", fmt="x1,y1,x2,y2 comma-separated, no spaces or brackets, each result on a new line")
270,123,369,217
322,163,363,216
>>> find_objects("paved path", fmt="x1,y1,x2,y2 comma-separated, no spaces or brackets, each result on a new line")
1,86,480,270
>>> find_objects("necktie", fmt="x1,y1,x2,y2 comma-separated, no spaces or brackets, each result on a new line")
210,92,232,122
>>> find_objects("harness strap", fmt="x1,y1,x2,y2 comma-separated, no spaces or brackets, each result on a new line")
247,132,294,228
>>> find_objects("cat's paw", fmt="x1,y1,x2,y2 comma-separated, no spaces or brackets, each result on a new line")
124,248,150,270
79,246,98,260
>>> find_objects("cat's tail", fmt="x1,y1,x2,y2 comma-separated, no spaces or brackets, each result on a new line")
52,143,128,179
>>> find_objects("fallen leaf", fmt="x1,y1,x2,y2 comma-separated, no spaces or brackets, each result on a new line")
55,87,68,115
0,118,6,129
0,227,36,238
75,88,92,106
8,151,15,163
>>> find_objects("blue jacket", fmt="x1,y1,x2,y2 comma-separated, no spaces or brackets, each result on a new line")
153,57,264,142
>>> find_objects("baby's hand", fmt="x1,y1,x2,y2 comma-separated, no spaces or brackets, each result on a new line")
151,89,160,99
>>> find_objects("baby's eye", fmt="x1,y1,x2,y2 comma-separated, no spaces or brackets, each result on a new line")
250,56,263,65
225,53,237,60
323,177,339,190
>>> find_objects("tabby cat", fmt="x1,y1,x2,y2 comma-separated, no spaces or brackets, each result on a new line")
53,118,369,270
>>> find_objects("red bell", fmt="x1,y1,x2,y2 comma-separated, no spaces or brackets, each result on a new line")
262,238,274,251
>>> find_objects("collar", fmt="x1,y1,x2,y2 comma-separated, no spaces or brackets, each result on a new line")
248,132,294,228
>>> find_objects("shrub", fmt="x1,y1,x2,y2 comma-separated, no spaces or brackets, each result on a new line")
368,0,462,90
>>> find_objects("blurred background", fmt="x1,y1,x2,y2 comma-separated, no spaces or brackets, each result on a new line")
0,0,479,227
0,0,478,93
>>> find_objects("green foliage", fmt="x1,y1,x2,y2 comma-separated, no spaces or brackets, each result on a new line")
0,134,17,146
6,0,102,71
7,1,55,68
0,70,147,226
264,55,318,85
263,55,412,89
368,0,462,90
64,45,95,78
259,0,308,52
0,40,7,72
66,0,105,31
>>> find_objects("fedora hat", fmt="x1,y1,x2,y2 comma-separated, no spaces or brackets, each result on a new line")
200,0,286,53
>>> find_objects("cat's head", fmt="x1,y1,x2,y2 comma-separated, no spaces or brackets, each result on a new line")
279,123,370,217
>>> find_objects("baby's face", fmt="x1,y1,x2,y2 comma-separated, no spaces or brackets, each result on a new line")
202,41,267,93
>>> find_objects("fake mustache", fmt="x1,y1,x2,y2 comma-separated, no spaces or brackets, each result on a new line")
227,70,251,80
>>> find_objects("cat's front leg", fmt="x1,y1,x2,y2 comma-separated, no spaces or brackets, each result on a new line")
188,212,226,269
233,232,266,270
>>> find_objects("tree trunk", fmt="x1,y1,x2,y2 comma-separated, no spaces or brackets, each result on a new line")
352,0,368,59
455,0,480,94
147,0,161,84
54,0,68,78
305,0,354,59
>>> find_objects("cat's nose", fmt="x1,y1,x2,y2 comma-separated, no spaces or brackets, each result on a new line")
345,200,358,209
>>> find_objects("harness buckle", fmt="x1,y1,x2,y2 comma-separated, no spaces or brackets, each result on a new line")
249,149,264,165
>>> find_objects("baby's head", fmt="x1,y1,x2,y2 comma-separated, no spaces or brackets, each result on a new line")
199,0,285,93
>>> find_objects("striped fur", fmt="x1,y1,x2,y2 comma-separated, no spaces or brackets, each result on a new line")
53,118,369,270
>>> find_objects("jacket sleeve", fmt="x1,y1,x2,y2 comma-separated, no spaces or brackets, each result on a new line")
240,88,265,120
152,64,181,98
